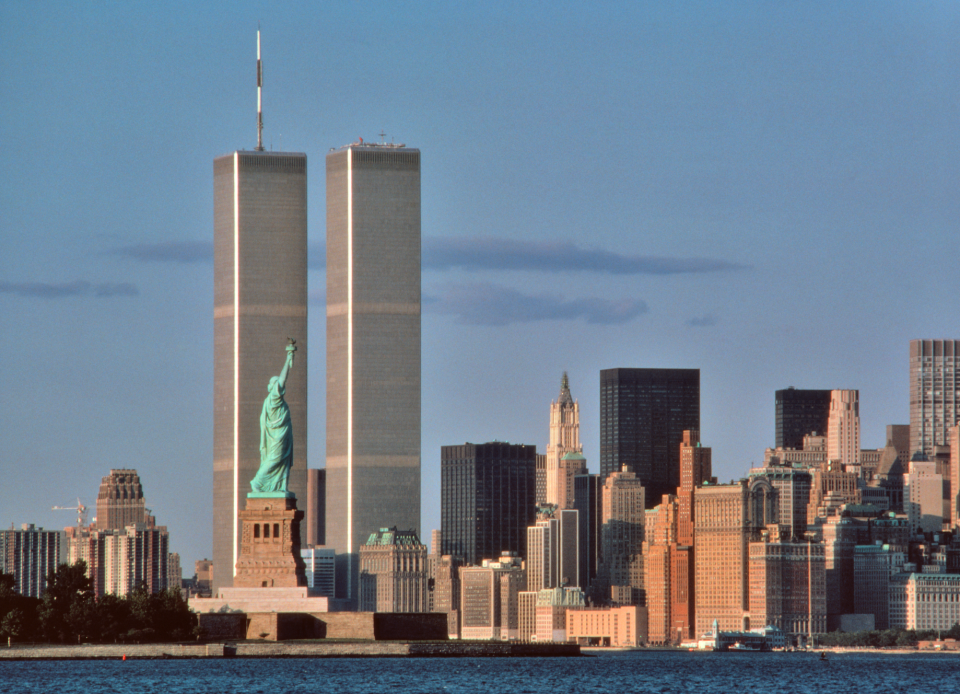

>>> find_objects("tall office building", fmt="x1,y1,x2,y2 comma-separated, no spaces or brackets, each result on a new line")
599,468,646,605
910,339,960,457
600,368,699,506
573,473,603,599
775,388,831,449
212,147,308,592
441,442,537,567
693,478,777,635
526,507,579,592
826,390,860,466
326,142,421,602
546,373,584,509
95,469,147,530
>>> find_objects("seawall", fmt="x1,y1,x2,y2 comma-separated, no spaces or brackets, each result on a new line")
0,641,580,660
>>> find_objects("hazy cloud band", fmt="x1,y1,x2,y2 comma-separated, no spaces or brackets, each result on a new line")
0,280,138,299
424,237,748,275
426,282,648,326
110,238,745,277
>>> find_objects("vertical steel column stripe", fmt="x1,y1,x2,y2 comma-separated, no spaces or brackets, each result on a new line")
347,148,354,597
233,152,240,577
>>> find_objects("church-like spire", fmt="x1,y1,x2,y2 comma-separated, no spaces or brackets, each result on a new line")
558,371,573,404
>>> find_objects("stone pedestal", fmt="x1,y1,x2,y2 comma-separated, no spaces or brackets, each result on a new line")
234,496,307,588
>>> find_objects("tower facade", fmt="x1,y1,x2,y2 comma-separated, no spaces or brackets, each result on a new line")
910,339,960,457
95,469,146,530
546,373,584,509
826,389,860,466
775,388,831,449
213,150,308,592
441,442,536,567
599,368,700,506
325,143,421,602
693,478,778,635
600,467,646,605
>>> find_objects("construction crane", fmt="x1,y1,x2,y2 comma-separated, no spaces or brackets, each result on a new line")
52,498,88,528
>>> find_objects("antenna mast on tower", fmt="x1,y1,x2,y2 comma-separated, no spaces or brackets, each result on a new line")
256,27,264,151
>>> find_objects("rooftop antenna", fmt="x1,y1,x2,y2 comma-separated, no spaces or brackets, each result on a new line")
256,25,264,151
379,130,386,144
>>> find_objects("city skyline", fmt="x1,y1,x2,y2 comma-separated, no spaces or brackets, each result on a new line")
1,3,959,571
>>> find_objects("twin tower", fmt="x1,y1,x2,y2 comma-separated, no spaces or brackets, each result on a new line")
212,143,421,601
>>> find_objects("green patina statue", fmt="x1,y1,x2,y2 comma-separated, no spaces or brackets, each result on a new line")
250,340,297,497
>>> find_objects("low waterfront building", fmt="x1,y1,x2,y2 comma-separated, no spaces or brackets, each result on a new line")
459,553,525,641
535,586,585,642
565,605,647,647
889,572,960,631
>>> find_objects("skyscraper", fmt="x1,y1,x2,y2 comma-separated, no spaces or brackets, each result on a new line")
212,148,308,592
95,469,146,530
441,442,536,567
599,368,699,506
325,142,421,602
213,34,308,593
546,373,584,509
0,524,61,598
600,467,646,605
910,339,960,457
775,388,831,449
693,478,777,635
826,390,860,466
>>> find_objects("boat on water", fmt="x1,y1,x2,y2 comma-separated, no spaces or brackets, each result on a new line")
729,641,760,652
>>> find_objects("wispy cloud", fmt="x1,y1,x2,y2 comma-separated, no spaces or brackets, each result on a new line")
110,241,213,263
0,280,139,299
686,314,717,327
423,237,748,275
426,282,648,326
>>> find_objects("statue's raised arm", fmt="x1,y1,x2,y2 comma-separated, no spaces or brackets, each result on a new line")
250,340,298,496
278,338,296,389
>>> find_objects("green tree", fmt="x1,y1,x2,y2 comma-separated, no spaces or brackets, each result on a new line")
38,562,95,643
896,630,918,648
94,593,131,643
0,572,41,642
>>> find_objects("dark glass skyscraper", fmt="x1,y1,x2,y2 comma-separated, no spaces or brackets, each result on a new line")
775,388,831,449
599,368,700,508
573,473,602,598
440,442,536,566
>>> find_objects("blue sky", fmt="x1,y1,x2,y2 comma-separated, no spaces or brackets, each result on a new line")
2,2,958,573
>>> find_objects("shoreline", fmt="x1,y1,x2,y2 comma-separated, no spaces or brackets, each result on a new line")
0,641,581,660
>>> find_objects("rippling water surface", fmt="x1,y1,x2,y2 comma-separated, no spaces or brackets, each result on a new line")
0,650,954,694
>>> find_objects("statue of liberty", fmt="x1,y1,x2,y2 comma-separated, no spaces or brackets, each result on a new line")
250,340,296,495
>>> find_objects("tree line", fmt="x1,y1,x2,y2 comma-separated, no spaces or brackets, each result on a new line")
817,623,960,648
0,561,196,644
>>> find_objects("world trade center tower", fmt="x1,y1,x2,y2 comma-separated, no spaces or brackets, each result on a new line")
212,149,308,592
326,142,421,603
